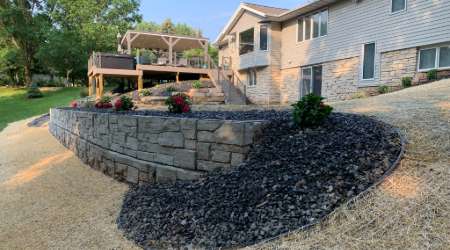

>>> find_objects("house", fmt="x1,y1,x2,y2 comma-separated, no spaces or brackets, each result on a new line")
216,0,450,104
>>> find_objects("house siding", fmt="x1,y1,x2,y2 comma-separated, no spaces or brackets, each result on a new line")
281,0,450,85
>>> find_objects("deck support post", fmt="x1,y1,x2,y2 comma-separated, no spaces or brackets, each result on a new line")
88,76,93,96
138,71,143,91
176,72,180,83
98,74,104,98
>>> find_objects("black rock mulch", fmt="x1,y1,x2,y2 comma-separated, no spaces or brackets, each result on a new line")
27,113,50,127
117,112,402,249
63,107,291,121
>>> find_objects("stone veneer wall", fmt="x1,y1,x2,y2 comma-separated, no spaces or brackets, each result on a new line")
322,57,360,101
49,108,268,184
380,47,418,86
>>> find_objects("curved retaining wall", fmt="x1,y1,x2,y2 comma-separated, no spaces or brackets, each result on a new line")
49,108,268,184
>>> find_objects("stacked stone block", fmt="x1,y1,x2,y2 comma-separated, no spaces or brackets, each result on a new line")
49,108,267,184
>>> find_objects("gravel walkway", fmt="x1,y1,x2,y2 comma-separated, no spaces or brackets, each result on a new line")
0,119,138,249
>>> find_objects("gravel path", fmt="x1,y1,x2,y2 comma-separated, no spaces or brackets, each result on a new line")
0,119,138,249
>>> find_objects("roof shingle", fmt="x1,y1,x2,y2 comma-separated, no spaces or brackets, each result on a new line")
242,2,289,16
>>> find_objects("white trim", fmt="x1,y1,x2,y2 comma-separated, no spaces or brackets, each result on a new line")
361,42,377,81
390,0,407,14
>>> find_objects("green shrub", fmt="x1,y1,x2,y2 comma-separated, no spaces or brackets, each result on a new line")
351,91,367,99
80,88,89,98
165,93,192,113
192,80,202,89
427,69,438,81
95,95,113,109
165,86,178,93
292,94,333,128
114,95,135,111
139,89,152,96
377,85,390,94
401,77,412,88
27,83,43,99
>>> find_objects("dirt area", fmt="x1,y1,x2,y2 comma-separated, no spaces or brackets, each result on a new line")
254,79,450,250
0,119,138,249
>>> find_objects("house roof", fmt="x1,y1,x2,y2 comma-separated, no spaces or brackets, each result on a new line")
215,0,338,44
241,2,289,16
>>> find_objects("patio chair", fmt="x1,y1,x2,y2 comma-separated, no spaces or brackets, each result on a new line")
177,58,188,67
157,57,168,65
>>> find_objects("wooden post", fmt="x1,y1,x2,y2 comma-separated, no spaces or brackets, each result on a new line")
176,72,180,83
88,76,93,96
168,37,173,65
127,33,131,55
204,41,209,68
99,74,104,97
138,71,143,91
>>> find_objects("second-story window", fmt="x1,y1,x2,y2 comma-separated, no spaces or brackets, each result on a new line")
260,25,268,51
392,0,406,13
297,9,328,42
239,28,254,55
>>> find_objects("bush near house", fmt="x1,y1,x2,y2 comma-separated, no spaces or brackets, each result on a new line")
114,96,135,111
401,77,412,88
139,89,152,97
377,85,390,94
427,69,438,81
95,96,113,109
165,93,191,113
192,80,202,89
292,94,333,128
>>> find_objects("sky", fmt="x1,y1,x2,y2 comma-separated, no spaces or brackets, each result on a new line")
139,0,304,41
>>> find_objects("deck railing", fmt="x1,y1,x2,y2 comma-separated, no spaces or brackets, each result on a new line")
88,52,135,71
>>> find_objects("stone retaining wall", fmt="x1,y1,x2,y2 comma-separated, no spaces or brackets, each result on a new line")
49,108,268,184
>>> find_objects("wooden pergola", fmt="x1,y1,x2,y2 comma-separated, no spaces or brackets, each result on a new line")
88,31,211,98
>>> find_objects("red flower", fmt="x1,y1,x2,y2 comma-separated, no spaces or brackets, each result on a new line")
174,96,184,105
182,104,190,113
71,101,78,108
114,99,123,110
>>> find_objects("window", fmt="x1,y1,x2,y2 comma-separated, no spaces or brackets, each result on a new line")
391,0,406,13
297,9,328,42
239,28,254,55
362,43,376,80
304,17,311,40
248,69,257,86
301,65,322,97
260,25,268,51
418,46,450,71
439,47,450,68
297,19,304,42
419,48,437,70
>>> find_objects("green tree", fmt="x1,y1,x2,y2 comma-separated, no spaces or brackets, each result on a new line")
0,43,23,86
40,0,141,84
160,18,175,34
0,0,51,86
135,21,160,32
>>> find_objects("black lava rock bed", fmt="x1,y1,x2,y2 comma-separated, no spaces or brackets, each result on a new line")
117,112,403,249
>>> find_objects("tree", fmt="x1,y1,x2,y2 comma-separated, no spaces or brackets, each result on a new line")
0,0,51,86
135,21,160,32
0,43,24,86
40,0,141,84
160,18,174,34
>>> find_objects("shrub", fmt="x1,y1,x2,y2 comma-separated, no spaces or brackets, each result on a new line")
95,95,113,109
165,93,192,113
114,95,135,111
427,69,438,81
27,83,43,99
192,80,202,89
140,89,152,97
292,94,333,128
351,91,367,99
165,86,178,93
377,85,390,94
80,88,89,98
401,77,412,88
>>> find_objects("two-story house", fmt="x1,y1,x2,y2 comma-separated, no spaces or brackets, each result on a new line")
216,0,450,104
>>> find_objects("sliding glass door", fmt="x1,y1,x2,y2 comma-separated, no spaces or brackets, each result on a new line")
300,65,322,98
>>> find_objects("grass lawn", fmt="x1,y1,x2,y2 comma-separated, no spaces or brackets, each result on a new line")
0,87,83,132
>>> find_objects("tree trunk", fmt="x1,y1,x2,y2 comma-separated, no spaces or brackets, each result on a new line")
24,63,32,86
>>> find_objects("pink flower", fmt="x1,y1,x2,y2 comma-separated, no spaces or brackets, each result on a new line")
114,99,123,110
182,104,190,113
71,101,78,108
